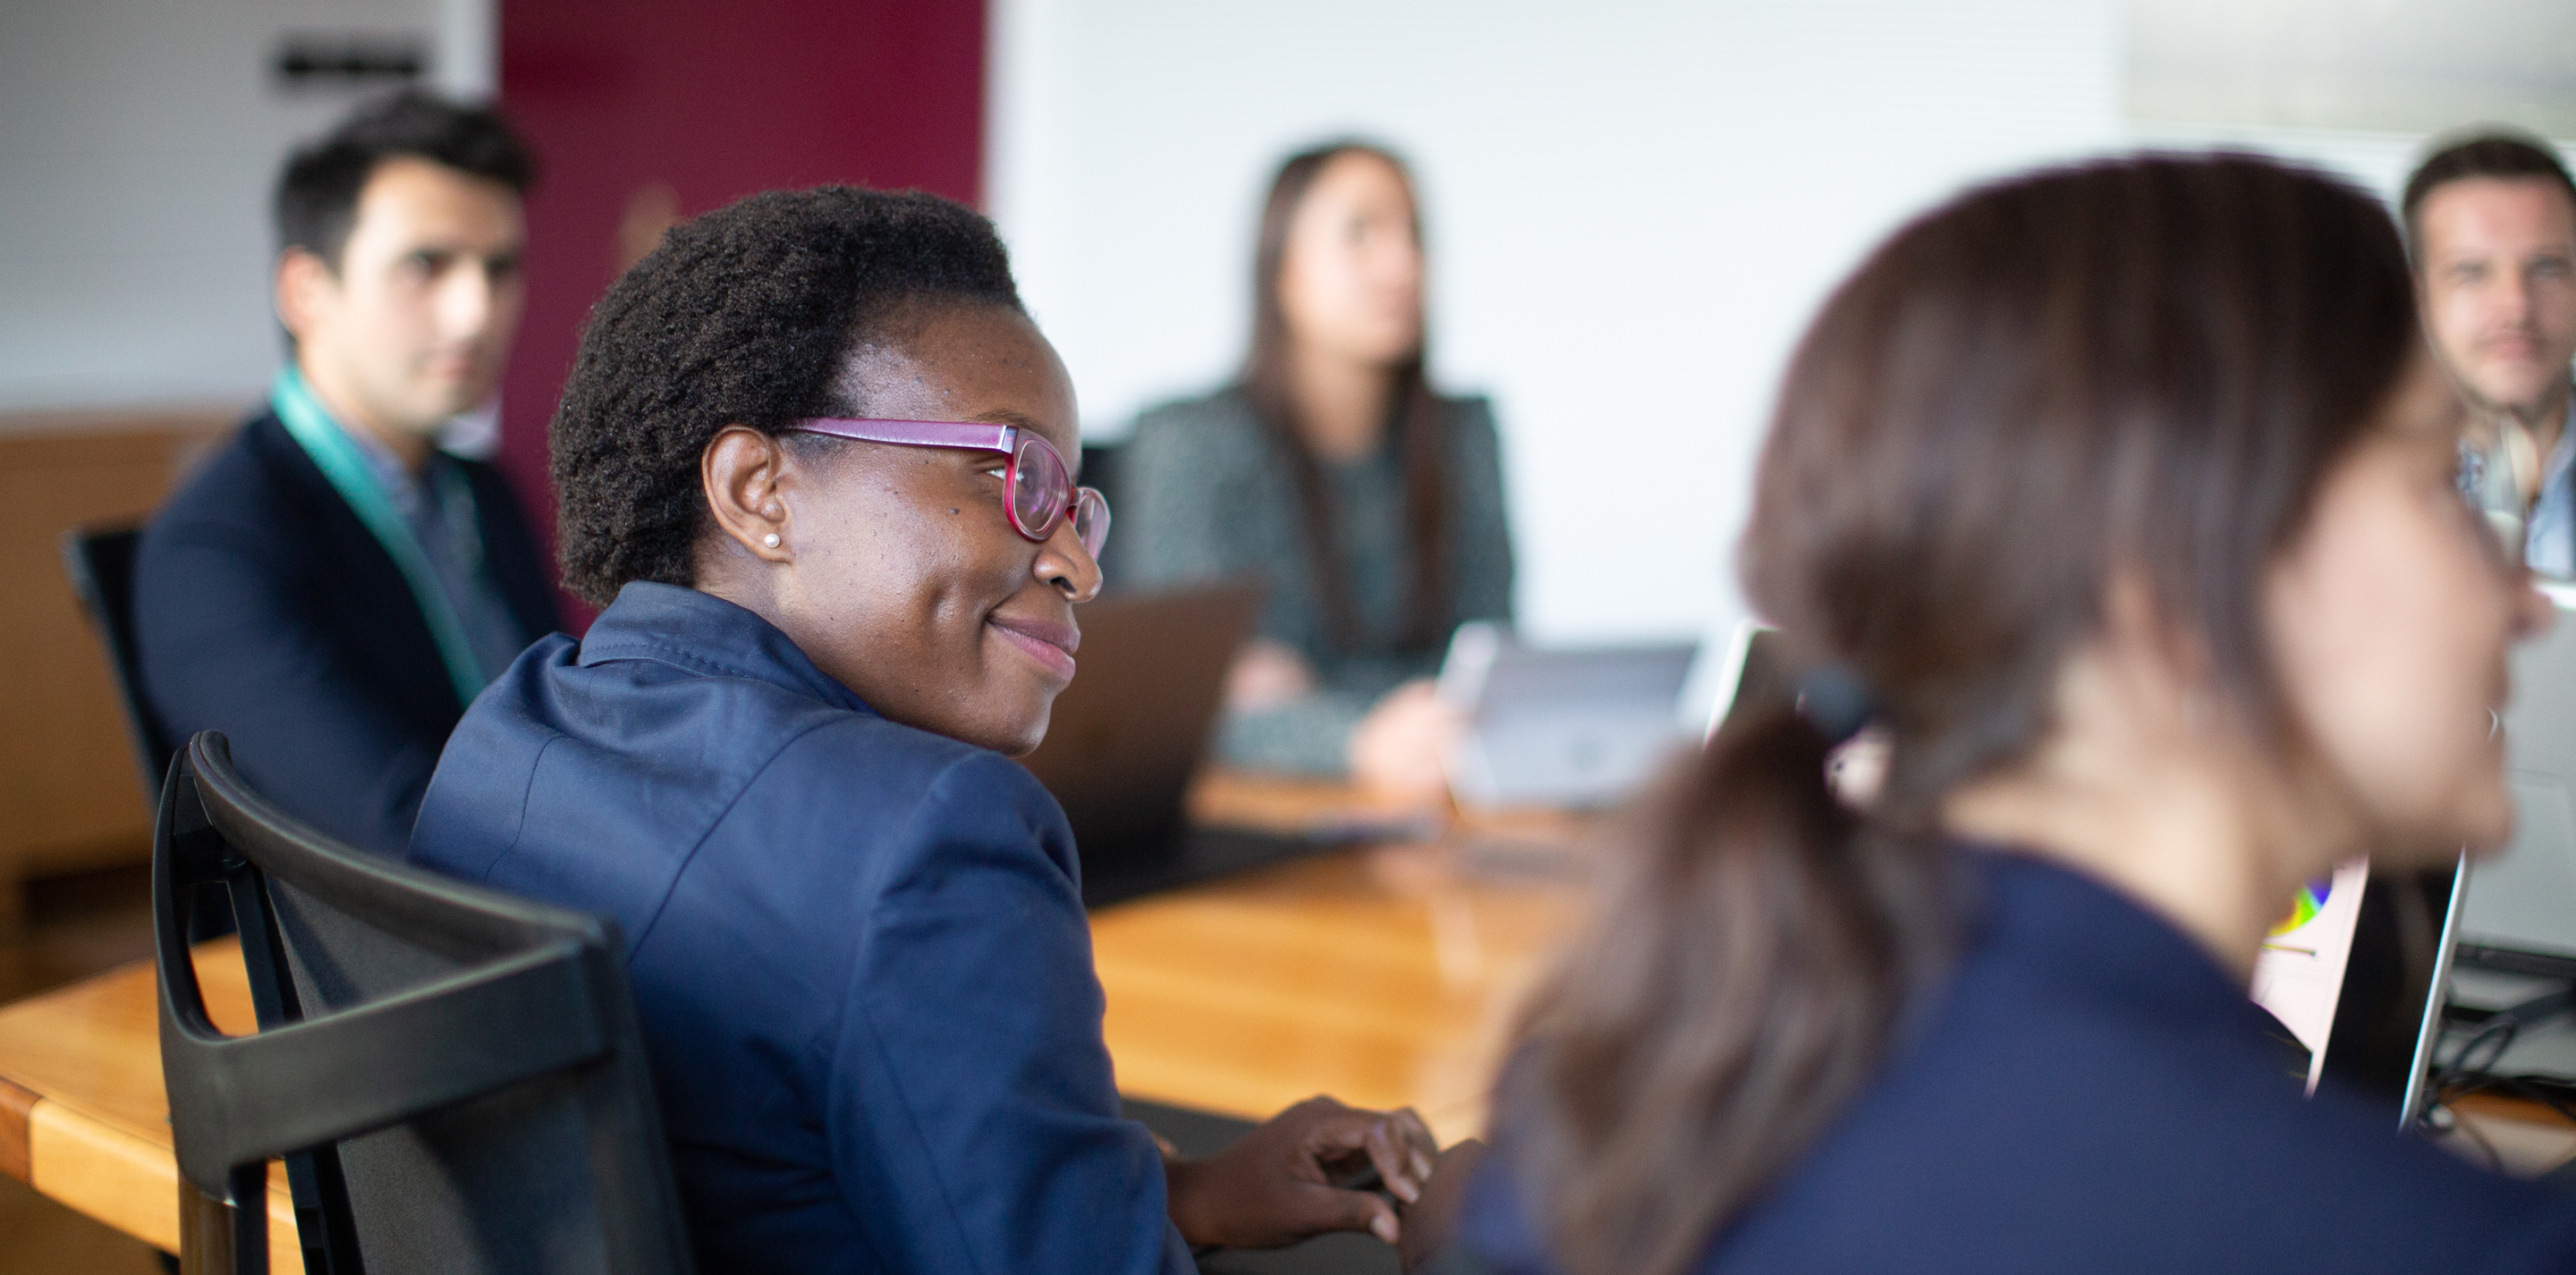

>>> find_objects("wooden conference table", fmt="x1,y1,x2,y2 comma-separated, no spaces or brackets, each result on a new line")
0,771,1601,1269
6,772,2574,1267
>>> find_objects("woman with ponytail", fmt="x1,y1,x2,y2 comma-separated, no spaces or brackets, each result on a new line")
1451,155,2576,1274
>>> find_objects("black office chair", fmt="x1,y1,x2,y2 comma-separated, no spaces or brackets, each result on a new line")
61,521,177,805
1079,441,1132,589
154,730,694,1275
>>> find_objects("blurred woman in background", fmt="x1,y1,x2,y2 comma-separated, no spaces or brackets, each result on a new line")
1458,155,2576,1273
1121,141,1513,799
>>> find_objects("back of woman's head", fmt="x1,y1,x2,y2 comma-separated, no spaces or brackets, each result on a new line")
1500,153,2419,1275
551,186,1022,605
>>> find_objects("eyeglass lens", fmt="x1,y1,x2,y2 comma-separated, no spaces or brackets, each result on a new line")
1006,435,1111,560
1072,489,1111,560
1009,437,1069,538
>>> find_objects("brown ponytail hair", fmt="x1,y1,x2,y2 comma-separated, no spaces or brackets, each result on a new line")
1496,154,2421,1275
1241,141,1450,653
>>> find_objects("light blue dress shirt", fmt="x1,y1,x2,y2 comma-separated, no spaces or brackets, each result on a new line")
2521,401,2576,580
343,425,535,680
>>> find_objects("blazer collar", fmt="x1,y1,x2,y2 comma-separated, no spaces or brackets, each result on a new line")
1959,845,2259,1031
577,581,873,715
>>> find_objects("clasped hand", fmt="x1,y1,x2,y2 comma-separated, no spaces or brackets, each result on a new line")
1163,1095,1480,1267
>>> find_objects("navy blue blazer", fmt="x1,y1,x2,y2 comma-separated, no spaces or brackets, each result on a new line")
409,582,1191,1275
135,410,558,856
1462,849,2576,1274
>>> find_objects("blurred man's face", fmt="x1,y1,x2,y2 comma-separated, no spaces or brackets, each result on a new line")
2417,177,2576,419
277,156,526,444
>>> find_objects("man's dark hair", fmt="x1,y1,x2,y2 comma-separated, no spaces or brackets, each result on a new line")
2401,129,2576,261
550,186,1025,605
274,90,537,269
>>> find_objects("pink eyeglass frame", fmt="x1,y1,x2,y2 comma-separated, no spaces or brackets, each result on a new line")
784,417,1109,558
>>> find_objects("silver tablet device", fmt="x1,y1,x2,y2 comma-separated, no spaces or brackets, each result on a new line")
1438,621,1699,809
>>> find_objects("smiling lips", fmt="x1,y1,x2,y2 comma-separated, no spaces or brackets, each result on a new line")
987,614,1080,680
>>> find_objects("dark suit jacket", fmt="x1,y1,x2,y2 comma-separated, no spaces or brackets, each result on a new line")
409,582,1192,1274
1461,849,2576,1275
136,409,559,856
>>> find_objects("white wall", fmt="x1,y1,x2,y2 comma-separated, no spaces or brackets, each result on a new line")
0,0,495,420
985,0,2571,662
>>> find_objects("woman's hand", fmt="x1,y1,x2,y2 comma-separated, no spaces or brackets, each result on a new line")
1164,1096,1440,1251
1225,640,1318,713
1349,680,1464,803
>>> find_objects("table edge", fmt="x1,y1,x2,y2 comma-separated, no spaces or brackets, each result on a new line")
0,1074,33,1182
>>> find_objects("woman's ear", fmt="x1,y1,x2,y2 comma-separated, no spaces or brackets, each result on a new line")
2098,565,2218,732
701,426,795,562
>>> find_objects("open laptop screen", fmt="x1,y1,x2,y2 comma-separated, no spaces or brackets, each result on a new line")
2253,860,2463,1129
2458,584,2576,975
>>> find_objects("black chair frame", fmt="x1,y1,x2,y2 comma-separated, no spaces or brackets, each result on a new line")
154,730,691,1274
61,521,175,805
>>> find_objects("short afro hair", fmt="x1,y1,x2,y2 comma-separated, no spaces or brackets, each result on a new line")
550,185,1025,605
275,89,535,269
2402,129,2576,262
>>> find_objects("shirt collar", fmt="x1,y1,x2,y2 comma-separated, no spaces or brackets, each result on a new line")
577,580,873,714
327,401,435,516
2546,389,2576,492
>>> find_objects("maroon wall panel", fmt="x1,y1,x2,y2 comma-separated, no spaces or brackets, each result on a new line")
498,0,986,622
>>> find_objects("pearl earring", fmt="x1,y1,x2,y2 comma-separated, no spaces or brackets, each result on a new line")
763,533,781,548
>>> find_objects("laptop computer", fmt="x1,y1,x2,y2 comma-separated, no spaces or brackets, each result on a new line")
1706,621,2462,1131
2457,583,2576,976
2406,584,2576,1098
1438,621,1699,809
1017,583,1345,909
1707,621,1796,741
2253,858,2464,1129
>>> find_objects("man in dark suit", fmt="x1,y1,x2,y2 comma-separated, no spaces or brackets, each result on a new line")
136,92,560,856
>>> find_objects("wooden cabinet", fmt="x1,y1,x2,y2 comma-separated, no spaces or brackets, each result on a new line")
0,411,233,928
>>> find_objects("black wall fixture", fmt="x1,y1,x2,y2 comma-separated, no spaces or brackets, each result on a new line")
273,35,427,89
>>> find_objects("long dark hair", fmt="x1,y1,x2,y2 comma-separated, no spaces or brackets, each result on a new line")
1240,141,1449,653
1496,154,2421,1275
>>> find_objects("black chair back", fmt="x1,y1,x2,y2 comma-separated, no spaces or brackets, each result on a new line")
1079,441,1131,589
61,522,176,804
154,730,693,1275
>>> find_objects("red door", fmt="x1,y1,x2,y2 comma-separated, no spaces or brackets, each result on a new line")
498,0,987,621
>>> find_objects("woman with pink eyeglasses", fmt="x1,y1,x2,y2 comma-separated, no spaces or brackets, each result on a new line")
407,187,1474,1274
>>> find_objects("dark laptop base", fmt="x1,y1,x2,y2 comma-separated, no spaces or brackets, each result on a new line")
1016,584,1335,910
1080,824,1340,910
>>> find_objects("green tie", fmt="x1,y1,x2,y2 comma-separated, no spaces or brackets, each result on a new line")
268,366,491,707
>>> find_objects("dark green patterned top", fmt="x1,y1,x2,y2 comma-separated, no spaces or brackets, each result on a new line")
1120,385,1515,774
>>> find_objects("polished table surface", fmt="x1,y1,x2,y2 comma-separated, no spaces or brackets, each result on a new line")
0,772,1597,1267
1103,773,1597,1144
5,770,2572,1265
0,930,304,1268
